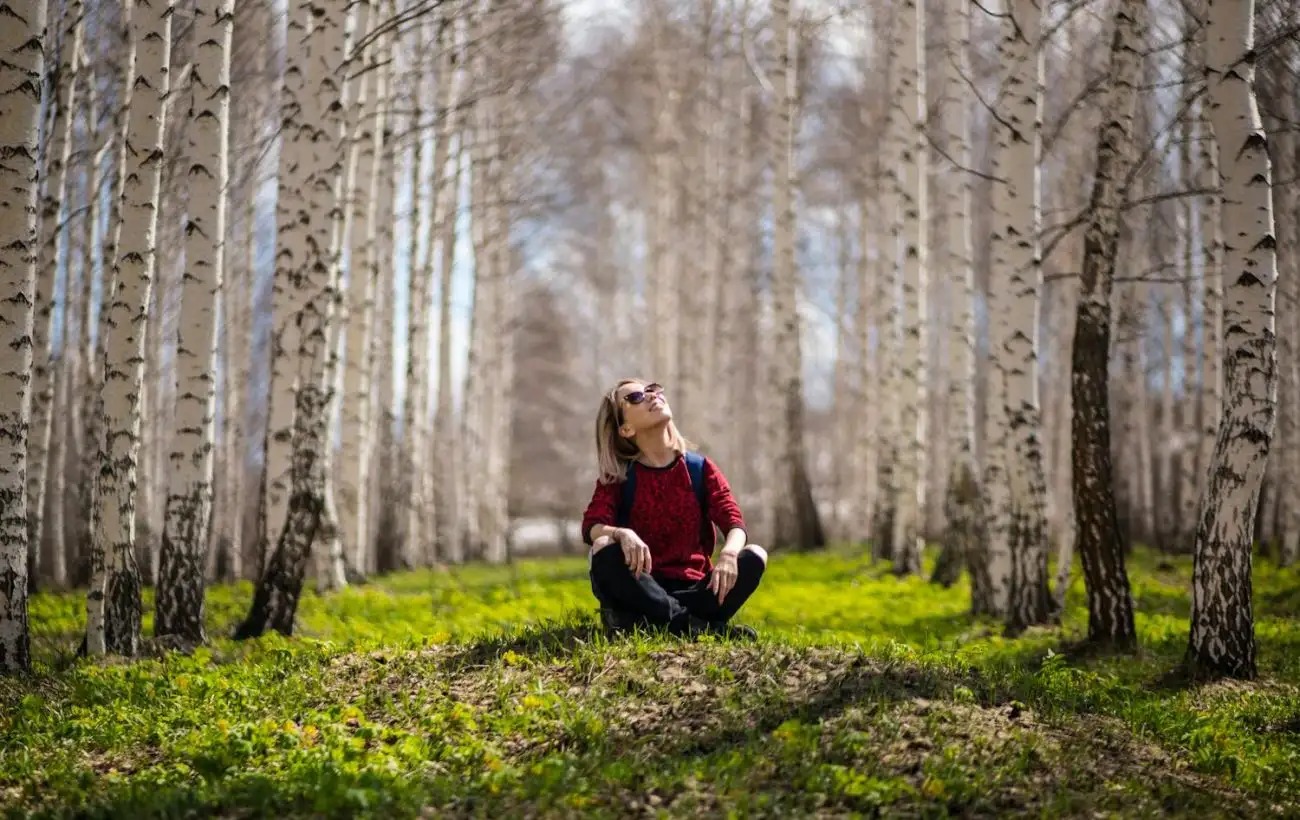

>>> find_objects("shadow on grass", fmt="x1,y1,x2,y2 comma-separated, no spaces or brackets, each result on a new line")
664,654,998,761
439,617,609,670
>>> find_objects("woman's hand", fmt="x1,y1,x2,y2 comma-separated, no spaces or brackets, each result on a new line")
614,528,652,576
708,547,741,603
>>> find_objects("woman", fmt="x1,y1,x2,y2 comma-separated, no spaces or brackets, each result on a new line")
581,378,767,639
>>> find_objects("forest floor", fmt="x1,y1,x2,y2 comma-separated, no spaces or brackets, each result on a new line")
4,547,1300,818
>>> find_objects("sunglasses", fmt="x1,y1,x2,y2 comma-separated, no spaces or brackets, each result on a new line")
620,383,664,406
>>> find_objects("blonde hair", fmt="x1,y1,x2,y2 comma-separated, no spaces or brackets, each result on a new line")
595,378,692,484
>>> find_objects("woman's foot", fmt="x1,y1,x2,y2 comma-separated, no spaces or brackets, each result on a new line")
684,616,758,641
599,607,640,635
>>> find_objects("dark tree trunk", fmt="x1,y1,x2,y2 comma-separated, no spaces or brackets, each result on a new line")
1006,492,1052,634
1066,0,1143,652
235,385,329,640
934,462,982,591
154,504,209,643
0,563,31,673
105,557,143,656
871,448,896,562
1071,310,1137,649
790,458,826,552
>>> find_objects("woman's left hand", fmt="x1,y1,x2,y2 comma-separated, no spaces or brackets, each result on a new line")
708,548,740,603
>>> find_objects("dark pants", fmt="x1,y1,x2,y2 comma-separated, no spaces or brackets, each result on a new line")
589,543,765,630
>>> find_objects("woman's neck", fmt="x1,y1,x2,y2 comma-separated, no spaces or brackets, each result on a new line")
634,426,677,467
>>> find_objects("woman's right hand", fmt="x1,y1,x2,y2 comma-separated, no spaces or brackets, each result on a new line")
614,528,652,576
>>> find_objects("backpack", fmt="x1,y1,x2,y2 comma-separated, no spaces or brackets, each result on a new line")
615,450,716,548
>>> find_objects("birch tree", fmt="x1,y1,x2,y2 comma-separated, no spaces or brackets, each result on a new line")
28,0,83,586
1187,0,1278,680
155,0,234,643
890,0,927,575
401,15,429,568
1069,0,1143,650
338,0,379,572
431,14,463,564
0,0,45,673
1276,43,1299,568
237,0,349,637
87,0,175,657
769,0,825,551
996,0,1051,632
936,0,984,592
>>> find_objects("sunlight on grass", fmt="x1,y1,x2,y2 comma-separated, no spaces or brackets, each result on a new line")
3,546,1297,818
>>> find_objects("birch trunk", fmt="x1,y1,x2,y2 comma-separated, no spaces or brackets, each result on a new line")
769,2,825,551
155,0,233,643
1278,59,1299,568
431,18,462,565
1186,0,1277,680
29,0,84,591
76,66,106,588
999,0,1051,632
88,0,174,657
1050,275,1077,611
366,0,398,573
1069,0,1143,649
238,0,349,637
890,0,927,575
260,0,314,568
0,0,45,673
309,0,360,593
1177,78,1199,550
338,0,377,572
401,18,429,569
871,9,901,561
1156,287,1176,548
935,0,983,590
982,5,1022,618
1196,95,1223,531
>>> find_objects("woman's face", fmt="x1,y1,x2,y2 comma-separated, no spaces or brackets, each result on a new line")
616,381,671,434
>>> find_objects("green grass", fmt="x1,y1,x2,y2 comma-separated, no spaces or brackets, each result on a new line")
3,547,1299,818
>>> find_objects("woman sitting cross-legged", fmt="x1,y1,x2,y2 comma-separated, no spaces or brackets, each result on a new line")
581,378,767,640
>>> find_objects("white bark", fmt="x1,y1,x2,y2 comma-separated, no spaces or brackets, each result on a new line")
936,0,983,592
769,2,824,550
431,17,462,564
156,0,233,642
89,0,174,657
0,0,45,672
996,0,1051,630
338,0,378,572
890,0,927,574
28,0,83,585
400,18,429,569
310,0,353,592
1278,65,1299,567
1196,96,1223,525
262,0,314,563
1187,0,1277,680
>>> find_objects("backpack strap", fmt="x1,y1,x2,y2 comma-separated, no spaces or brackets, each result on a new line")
684,451,716,548
615,463,637,528
614,452,716,547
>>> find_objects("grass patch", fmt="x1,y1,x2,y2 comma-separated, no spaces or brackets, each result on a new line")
2,546,1297,817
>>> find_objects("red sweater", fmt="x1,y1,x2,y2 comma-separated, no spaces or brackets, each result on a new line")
581,454,746,581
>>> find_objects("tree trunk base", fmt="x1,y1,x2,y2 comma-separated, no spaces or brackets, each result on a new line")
155,530,208,644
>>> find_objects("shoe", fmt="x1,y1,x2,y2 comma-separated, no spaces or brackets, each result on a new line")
682,615,758,641
599,607,639,635
711,622,758,641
